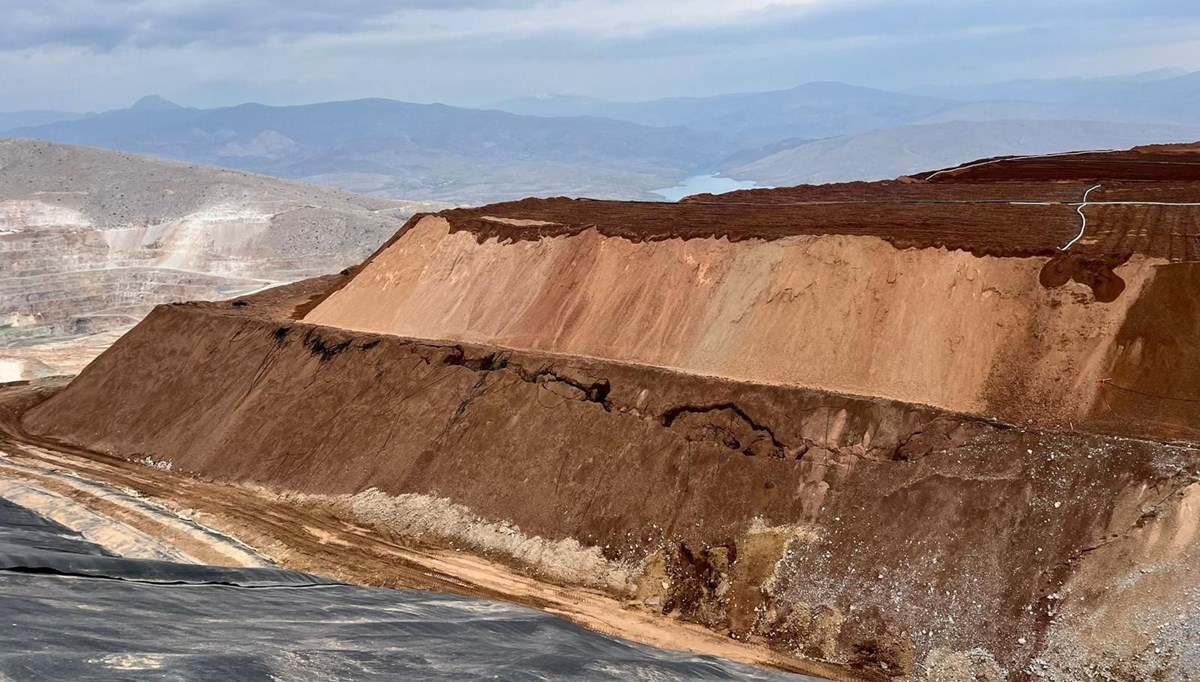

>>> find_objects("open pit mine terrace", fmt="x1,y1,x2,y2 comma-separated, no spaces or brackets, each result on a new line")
16,144,1200,681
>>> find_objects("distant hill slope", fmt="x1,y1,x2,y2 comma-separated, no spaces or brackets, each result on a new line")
495,74,1200,152
0,139,432,372
11,98,734,203
909,71,1200,126
13,75,1200,204
725,119,1200,186
0,110,90,134
12,74,1200,204
491,82,953,142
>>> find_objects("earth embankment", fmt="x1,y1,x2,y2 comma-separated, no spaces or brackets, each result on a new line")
21,280,1200,680
304,214,1185,437
21,145,1200,679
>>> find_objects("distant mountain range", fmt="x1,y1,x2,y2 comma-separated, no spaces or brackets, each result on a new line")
491,82,952,142
4,71,1200,202
0,110,91,132
489,72,1200,135
906,70,1200,121
727,119,1200,186
2,97,731,203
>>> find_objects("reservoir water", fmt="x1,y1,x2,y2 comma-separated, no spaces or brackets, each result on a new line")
653,174,758,201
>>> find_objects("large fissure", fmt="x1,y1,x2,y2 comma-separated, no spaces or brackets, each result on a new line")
660,403,790,458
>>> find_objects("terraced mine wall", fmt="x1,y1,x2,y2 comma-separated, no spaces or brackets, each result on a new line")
305,215,1200,441
0,139,416,348
23,284,1200,681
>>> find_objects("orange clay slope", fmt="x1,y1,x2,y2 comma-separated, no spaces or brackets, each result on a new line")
305,144,1200,441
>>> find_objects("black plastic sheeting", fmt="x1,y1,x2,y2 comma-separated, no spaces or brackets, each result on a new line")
0,497,817,681
0,497,326,587
0,496,119,556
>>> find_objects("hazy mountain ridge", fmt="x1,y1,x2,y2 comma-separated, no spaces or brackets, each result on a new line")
492,72,1200,132
5,71,1200,201
724,119,1200,186
907,70,1200,117
0,110,91,133
7,99,735,203
491,82,952,142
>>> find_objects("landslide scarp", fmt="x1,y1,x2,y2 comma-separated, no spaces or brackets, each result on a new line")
21,143,1200,681
302,143,1200,440
24,282,1200,681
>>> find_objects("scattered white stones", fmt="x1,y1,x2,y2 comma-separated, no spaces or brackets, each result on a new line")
136,456,173,471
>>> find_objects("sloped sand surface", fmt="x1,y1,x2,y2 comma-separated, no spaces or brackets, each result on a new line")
306,216,1164,429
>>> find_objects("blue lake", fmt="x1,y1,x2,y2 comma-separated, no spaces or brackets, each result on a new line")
653,174,758,201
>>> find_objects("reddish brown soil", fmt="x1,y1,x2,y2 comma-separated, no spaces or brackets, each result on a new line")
438,200,1081,257
0,381,856,682
915,144,1200,183
426,145,1200,261
1096,262,1200,440
19,145,1200,679
707,179,1200,207
1038,252,1131,303
22,280,1200,679
28,281,982,550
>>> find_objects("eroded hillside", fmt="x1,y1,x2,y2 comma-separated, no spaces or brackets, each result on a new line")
22,144,1200,681
305,144,1200,440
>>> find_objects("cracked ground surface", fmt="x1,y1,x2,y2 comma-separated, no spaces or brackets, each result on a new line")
18,273,1200,679
15,145,1200,679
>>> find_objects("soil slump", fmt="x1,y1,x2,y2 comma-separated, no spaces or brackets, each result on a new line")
1038,252,1131,302
19,144,1200,680
19,281,1200,680
305,216,1164,432
1093,261,1200,439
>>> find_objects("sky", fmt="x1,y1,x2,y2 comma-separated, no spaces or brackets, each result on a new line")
1,0,1199,111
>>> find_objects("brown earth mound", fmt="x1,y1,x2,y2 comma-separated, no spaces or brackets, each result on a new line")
24,280,1200,681
913,144,1200,183
22,144,1200,680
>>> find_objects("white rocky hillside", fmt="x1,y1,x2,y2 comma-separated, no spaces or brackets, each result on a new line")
0,139,443,379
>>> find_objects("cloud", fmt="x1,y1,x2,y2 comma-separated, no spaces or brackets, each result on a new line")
4,0,1195,54
0,0,855,50
2,0,449,50
0,0,1196,110
367,0,856,42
